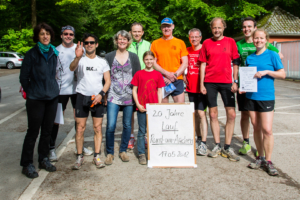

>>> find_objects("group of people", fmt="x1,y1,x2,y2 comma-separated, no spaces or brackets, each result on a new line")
19,16,285,179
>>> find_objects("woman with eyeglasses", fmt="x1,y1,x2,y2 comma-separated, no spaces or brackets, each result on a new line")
20,23,59,178
104,30,141,165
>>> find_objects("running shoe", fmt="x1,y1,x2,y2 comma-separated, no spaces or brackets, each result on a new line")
74,147,93,156
72,155,84,170
262,160,279,176
145,137,148,149
196,139,201,150
239,141,251,155
248,156,264,169
22,164,39,179
197,142,207,156
127,137,135,149
221,147,240,162
48,149,58,162
207,144,221,158
92,154,105,169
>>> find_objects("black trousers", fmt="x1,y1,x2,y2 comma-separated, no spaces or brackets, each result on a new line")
20,97,58,167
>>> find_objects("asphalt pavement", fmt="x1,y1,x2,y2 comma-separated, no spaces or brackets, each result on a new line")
0,69,300,199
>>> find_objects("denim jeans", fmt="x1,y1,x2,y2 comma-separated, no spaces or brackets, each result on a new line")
137,111,147,155
105,101,133,155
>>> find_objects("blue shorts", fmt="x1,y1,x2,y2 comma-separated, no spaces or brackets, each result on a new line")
169,80,184,97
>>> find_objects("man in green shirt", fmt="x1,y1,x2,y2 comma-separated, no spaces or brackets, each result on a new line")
127,22,151,150
236,17,283,155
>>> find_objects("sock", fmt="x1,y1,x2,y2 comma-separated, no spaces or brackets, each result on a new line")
202,141,206,145
216,143,221,148
94,153,100,157
224,144,230,150
244,138,250,144
197,136,202,141
130,134,134,138
77,154,83,157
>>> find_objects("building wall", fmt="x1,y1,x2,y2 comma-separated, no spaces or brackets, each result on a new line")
270,36,300,43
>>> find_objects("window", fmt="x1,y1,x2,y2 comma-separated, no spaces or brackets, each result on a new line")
7,54,16,58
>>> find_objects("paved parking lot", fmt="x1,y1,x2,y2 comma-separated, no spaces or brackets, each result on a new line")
0,70,299,199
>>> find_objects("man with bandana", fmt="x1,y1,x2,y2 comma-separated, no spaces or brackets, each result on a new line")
49,25,93,161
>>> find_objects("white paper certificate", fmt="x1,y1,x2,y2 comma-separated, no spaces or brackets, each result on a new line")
239,67,257,92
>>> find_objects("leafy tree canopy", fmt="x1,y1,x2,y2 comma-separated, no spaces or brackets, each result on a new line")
0,0,299,53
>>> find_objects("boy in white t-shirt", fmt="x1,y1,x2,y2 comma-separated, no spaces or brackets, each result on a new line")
49,26,92,162
70,33,111,170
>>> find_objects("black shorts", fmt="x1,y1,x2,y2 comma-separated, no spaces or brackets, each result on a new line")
187,92,208,111
245,98,275,112
204,83,235,108
170,79,184,97
236,92,248,111
58,94,77,111
75,93,106,118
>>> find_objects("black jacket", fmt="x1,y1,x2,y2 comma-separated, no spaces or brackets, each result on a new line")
20,44,59,100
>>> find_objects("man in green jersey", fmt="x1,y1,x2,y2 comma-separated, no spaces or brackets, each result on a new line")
127,22,151,150
236,17,283,155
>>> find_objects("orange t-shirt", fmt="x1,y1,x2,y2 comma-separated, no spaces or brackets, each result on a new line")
150,37,189,80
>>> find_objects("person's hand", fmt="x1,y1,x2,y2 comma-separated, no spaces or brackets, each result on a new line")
183,74,188,85
238,88,246,94
200,85,207,95
254,71,268,79
231,83,238,93
75,41,84,58
137,104,146,112
165,71,177,82
92,94,102,105
164,77,172,86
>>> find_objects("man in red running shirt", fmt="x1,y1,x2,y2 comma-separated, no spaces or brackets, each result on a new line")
183,28,208,156
199,18,240,162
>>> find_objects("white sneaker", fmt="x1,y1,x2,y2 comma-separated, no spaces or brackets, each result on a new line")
48,149,58,162
74,147,93,156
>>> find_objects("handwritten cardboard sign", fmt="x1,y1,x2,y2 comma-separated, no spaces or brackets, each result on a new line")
147,103,197,168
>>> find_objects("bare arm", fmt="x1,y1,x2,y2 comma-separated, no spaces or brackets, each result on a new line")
133,86,146,112
200,62,207,94
70,41,84,71
157,88,162,103
92,71,111,105
254,68,286,79
175,56,188,77
231,64,238,93
153,57,177,82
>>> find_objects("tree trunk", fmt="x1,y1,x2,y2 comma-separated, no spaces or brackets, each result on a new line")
31,0,36,28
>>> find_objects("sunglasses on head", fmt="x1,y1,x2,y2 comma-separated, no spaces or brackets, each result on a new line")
63,33,74,36
84,41,96,45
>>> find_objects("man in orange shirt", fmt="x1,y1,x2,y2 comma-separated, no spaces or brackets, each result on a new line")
151,18,188,103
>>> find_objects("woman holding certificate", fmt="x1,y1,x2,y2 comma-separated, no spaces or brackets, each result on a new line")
244,29,285,176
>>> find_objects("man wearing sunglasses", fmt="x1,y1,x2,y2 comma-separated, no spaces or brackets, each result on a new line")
70,33,111,170
49,25,93,162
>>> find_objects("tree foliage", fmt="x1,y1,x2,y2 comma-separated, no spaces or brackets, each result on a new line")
0,0,299,53
0,29,35,53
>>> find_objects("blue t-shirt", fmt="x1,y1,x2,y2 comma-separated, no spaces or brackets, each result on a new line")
245,49,283,101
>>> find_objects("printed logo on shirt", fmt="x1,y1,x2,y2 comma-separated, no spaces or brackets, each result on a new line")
171,45,177,50
86,66,98,71
223,47,227,52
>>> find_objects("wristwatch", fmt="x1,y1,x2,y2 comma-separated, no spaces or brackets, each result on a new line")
99,90,105,97
234,80,238,84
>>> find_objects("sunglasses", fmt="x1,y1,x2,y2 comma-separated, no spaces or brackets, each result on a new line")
63,33,74,36
84,41,96,45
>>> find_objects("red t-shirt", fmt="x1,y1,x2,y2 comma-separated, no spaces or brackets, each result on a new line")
186,47,201,93
131,70,165,109
198,36,239,83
